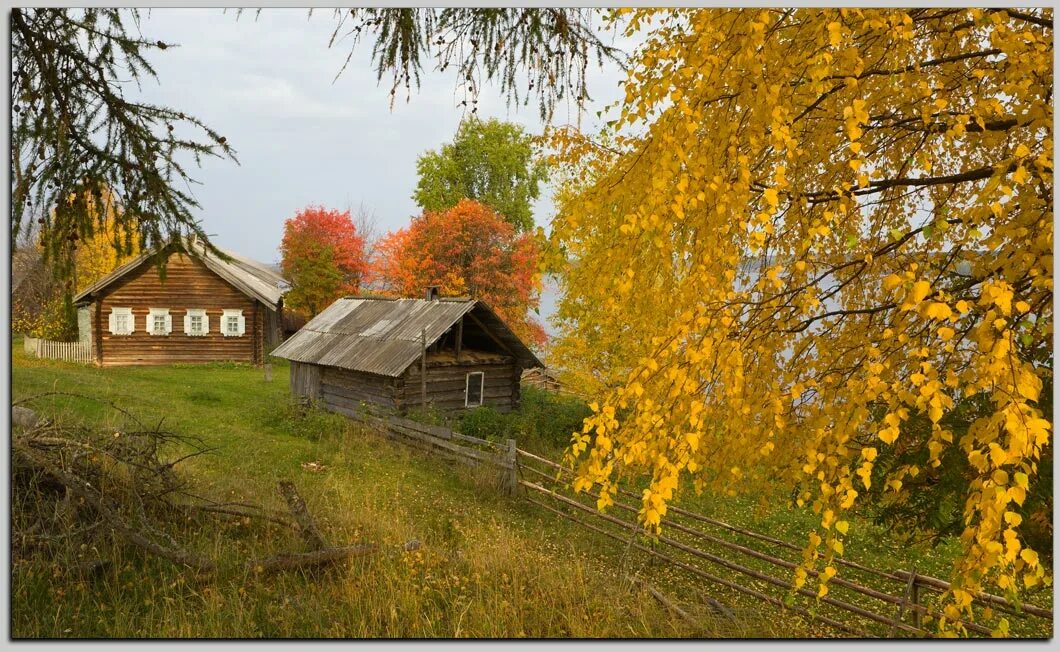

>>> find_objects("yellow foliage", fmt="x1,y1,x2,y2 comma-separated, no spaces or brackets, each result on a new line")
72,186,141,294
546,8,1052,635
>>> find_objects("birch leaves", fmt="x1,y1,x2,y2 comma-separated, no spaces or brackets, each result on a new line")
547,8,1052,634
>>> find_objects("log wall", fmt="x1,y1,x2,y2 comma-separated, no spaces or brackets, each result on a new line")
89,252,271,366
290,361,322,401
401,360,521,412
320,366,401,412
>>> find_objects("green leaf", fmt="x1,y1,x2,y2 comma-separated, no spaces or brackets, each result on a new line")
845,233,858,249
889,227,904,241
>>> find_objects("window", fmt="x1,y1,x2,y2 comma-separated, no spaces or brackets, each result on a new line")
184,309,208,336
148,308,172,336
221,309,245,337
465,372,485,408
108,307,134,335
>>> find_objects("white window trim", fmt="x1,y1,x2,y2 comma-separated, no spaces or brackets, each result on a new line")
465,371,485,408
148,308,172,336
109,307,134,336
222,308,246,337
184,308,209,336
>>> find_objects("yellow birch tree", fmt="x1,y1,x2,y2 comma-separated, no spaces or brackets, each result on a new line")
547,8,1052,633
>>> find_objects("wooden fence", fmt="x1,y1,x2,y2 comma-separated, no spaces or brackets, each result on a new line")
23,336,93,364
348,407,1051,638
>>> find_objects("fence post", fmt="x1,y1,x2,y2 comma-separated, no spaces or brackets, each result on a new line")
264,363,273,382
504,438,518,495
910,572,921,631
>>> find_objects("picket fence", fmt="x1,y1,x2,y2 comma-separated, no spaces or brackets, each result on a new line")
23,336,93,364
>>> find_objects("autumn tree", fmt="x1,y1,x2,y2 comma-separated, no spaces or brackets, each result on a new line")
72,185,142,294
280,206,368,317
13,185,141,340
11,9,234,276
373,199,545,347
12,8,616,282
545,8,1052,632
413,117,548,232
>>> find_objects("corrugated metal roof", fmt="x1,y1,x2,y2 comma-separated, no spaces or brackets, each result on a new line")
73,237,285,309
271,297,544,377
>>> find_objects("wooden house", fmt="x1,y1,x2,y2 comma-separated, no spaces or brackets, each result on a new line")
271,292,544,414
73,238,286,366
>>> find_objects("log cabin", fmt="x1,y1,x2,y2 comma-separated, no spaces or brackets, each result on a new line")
73,237,286,366
271,289,544,414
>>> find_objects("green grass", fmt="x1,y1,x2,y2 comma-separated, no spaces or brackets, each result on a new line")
11,336,786,638
411,372,1053,638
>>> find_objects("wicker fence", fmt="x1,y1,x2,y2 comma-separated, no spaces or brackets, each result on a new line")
354,409,1050,638
23,336,93,364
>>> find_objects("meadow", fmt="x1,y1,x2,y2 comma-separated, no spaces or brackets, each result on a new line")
11,339,775,638
11,339,1051,638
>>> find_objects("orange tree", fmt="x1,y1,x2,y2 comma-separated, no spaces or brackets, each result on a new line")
373,199,545,348
279,206,368,317
545,8,1052,632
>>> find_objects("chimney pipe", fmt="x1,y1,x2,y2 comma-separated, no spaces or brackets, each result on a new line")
425,285,440,301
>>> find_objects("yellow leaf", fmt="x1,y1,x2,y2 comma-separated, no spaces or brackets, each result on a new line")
835,521,849,535
908,280,931,304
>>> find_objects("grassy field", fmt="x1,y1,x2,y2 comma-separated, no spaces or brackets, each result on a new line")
12,338,787,638
12,339,1051,638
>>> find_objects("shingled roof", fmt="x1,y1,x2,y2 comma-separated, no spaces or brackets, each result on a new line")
270,297,543,377
73,237,285,309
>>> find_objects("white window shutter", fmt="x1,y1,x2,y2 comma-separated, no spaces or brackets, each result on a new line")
164,313,173,334
237,314,246,336
183,313,191,335
108,311,116,334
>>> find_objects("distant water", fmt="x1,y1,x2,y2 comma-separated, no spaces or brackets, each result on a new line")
535,274,561,338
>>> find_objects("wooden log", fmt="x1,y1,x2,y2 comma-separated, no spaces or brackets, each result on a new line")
247,543,379,574
278,481,328,550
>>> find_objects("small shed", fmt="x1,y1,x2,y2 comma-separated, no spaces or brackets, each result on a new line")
73,237,286,366
271,294,544,414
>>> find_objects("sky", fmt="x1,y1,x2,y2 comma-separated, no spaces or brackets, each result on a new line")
130,9,630,268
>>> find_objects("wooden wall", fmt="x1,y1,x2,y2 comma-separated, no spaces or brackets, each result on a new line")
290,361,321,401
89,252,270,366
320,366,401,412
401,360,521,412
306,359,522,416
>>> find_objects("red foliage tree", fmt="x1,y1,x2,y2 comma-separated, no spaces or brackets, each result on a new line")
374,199,545,348
280,206,368,317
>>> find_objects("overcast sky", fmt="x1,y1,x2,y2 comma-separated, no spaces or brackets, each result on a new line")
131,9,629,269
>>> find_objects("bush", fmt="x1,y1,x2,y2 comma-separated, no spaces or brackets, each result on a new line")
274,399,351,442
454,386,592,454
458,405,513,443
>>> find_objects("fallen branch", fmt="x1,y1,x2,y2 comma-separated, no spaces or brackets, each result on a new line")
278,481,328,550
16,446,215,573
247,543,380,574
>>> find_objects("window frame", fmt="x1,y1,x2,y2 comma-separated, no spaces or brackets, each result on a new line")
109,307,134,336
465,371,485,408
221,308,245,337
147,308,171,336
185,308,208,336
